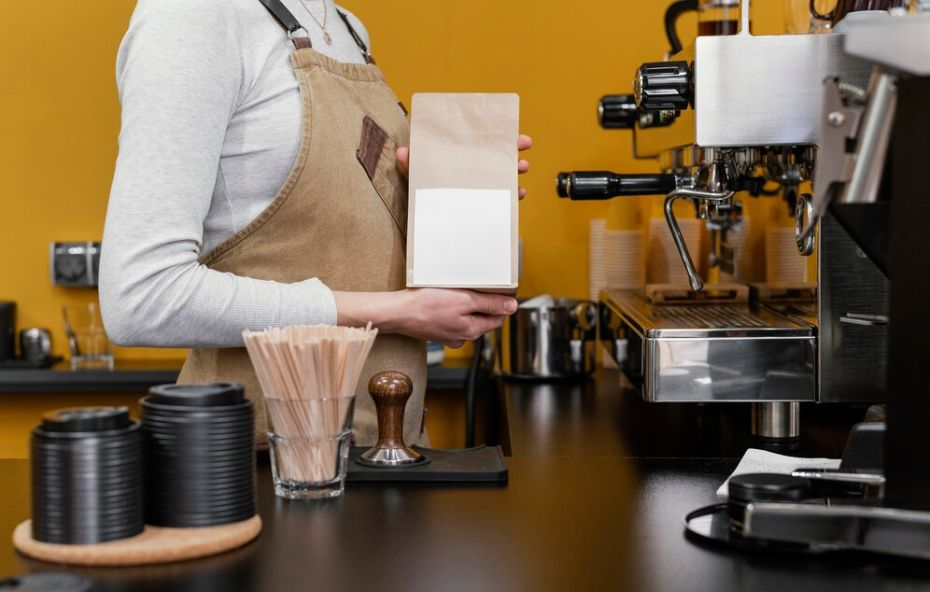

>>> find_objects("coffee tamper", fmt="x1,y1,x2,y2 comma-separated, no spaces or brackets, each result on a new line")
359,371,427,466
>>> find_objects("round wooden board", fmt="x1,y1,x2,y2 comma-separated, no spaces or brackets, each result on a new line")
12,515,262,566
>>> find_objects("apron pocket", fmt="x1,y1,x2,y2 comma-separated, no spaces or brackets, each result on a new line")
356,116,408,238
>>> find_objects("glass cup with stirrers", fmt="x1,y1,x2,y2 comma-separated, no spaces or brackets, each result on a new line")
243,324,378,499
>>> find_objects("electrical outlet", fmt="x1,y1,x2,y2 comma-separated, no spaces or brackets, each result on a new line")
50,242,101,287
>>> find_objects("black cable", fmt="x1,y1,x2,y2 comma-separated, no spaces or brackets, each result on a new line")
465,334,485,448
664,0,698,56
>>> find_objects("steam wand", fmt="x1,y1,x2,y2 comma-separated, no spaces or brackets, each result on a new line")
663,188,735,292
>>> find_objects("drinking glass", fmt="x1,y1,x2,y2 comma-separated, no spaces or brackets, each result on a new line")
264,395,355,499
62,303,114,370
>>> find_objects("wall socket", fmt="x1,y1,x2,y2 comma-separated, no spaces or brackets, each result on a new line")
50,242,101,287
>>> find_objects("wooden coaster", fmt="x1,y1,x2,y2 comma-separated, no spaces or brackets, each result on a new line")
12,515,261,566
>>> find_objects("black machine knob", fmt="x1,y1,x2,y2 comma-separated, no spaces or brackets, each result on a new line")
634,61,692,111
598,94,638,129
556,171,677,200
598,94,679,130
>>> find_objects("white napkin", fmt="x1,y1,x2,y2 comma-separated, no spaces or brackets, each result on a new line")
519,294,555,309
717,448,841,498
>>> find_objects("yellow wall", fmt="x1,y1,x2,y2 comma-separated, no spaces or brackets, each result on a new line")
1,0,789,364
0,1,182,361
0,394,141,458
0,2,801,456
344,0,788,297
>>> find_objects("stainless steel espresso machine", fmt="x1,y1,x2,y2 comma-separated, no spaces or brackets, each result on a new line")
560,0,930,560
556,0,911,445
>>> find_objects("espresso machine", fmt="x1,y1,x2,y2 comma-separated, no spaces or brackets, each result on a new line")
560,0,930,559
556,0,913,445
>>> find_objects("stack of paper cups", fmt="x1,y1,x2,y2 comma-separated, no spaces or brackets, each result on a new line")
647,217,703,285
589,219,607,301
590,220,646,297
719,218,752,283
766,227,807,284
604,230,645,289
590,219,646,368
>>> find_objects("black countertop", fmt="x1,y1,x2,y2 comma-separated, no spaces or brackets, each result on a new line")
2,370,930,591
0,359,469,393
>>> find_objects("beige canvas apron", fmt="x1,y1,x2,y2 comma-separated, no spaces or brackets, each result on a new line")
177,7,426,447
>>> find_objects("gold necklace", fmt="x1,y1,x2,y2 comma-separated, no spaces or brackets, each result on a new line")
299,0,332,45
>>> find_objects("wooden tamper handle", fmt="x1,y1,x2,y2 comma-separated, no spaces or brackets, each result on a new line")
369,371,412,449
359,371,425,466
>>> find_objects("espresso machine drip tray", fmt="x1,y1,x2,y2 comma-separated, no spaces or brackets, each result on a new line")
600,287,816,403
653,305,770,330
750,282,819,328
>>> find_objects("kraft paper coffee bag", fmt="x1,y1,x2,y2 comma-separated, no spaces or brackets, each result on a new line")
406,93,520,293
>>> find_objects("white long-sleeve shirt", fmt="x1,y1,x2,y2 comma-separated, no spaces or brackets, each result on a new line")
100,0,370,348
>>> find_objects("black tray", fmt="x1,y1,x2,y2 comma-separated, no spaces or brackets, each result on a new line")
346,445,508,483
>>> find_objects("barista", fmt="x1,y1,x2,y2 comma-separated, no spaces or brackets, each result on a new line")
99,0,531,445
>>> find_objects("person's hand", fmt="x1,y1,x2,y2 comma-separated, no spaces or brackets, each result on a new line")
399,288,517,347
334,288,518,348
395,134,533,199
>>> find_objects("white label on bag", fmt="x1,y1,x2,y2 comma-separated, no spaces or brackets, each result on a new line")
411,188,512,286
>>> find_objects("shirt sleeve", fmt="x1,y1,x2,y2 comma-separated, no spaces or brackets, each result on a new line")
100,0,337,349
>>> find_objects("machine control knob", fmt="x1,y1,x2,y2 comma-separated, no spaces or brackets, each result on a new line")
634,61,692,111
598,94,639,129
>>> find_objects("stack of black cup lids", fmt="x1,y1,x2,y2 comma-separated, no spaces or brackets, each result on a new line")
31,407,144,544
141,383,255,527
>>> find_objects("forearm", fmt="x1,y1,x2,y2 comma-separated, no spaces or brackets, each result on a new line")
333,290,416,334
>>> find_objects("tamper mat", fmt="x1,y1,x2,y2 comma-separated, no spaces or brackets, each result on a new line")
11,515,261,566
354,372,507,481
348,445,508,483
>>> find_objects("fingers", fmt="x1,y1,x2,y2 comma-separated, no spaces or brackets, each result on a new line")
413,289,515,344
443,313,505,345
461,314,506,341
469,292,518,315
395,146,410,177
516,136,530,200
474,314,506,335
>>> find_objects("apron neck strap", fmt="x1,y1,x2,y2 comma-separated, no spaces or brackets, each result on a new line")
334,9,376,65
258,0,375,62
257,0,311,49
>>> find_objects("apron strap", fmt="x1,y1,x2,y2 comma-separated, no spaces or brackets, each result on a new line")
258,0,312,49
336,10,376,65
258,0,375,60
